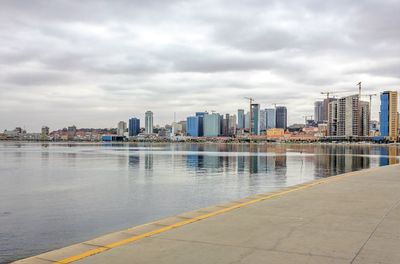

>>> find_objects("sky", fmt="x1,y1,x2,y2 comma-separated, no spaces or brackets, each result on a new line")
0,0,399,132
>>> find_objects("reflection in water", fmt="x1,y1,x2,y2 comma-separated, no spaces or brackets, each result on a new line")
0,142,399,264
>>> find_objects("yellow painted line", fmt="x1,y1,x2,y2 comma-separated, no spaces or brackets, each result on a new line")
55,165,397,264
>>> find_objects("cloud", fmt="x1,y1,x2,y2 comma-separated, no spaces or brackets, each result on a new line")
0,0,399,131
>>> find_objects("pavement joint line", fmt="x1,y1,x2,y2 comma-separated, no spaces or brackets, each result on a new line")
27,165,397,264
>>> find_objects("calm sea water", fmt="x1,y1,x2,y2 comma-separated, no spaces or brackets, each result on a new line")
0,142,399,263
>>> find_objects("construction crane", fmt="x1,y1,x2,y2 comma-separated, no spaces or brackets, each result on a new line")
362,93,377,119
244,97,254,135
320,91,338,99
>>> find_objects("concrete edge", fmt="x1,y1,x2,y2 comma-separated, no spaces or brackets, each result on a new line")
12,164,400,264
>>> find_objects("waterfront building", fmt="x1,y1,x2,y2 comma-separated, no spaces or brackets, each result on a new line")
145,111,154,134
41,126,49,136
195,112,205,136
229,114,237,135
237,109,245,129
266,108,276,129
380,91,399,141
117,121,127,136
266,128,285,138
222,114,230,136
275,106,287,130
251,103,260,135
260,109,266,132
245,112,250,129
323,98,336,123
203,113,220,137
128,118,140,136
187,116,200,137
314,101,324,124
328,95,370,137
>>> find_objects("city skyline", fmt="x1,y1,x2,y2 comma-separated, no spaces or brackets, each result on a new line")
1,1,400,131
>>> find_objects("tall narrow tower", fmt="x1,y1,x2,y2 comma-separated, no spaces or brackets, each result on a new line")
145,111,154,134
380,91,399,141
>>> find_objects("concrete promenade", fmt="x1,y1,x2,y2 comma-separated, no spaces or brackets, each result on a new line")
16,164,400,264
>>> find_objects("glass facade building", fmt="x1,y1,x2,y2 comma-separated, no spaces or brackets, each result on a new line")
276,106,287,130
237,109,245,129
186,116,200,137
128,118,140,136
380,91,398,141
251,103,260,135
266,108,276,129
203,113,220,137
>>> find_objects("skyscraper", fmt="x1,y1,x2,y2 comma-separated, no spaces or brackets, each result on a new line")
314,101,324,124
323,98,336,123
203,113,220,137
187,116,200,137
237,109,245,129
245,112,250,129
259,109,266,132
380,91,399,141
275,106,287,130
251,103,260,135
266,108,276,129
145,111,153,134
195,112,205,136
328,95,370,137
117,121,127,136
128,118,140,136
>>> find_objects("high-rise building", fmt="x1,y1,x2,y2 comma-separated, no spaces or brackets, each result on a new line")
222,114,230,136
314,101,324,124
187,116,200,137
237,109,245,129
251,103,260,135
195,112,205,136
328,95,370,137
229,114,237,135
380,91,399,141
245,112,250,129
275,106,287,130
328,100,338,136
259,109,266,132
323,98,336,123
145,111,153,134
266,108,276,129
128,118,140,136
203,113,220,137
117,121,127,136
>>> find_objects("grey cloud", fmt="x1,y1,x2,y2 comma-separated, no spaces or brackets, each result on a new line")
0,0,399,131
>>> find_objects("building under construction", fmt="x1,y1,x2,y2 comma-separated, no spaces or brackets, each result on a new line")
328,95,370,137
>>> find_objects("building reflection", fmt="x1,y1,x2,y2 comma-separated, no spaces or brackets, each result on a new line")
145,153,153,170
379,146,398,166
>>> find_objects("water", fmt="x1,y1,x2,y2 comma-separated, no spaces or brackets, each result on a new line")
0,142,399,263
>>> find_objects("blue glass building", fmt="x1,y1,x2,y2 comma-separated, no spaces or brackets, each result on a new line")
380,93,389,137
128,118,140,136
195,112,205,136
187,116,200,137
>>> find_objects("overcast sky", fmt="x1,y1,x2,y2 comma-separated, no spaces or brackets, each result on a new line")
1,0,399,132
